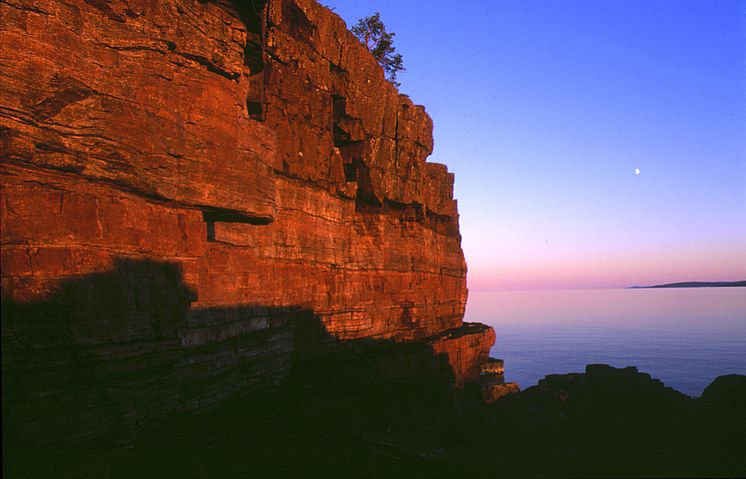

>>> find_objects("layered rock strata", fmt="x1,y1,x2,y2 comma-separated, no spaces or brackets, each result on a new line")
479,357,520,402
1,0,494,445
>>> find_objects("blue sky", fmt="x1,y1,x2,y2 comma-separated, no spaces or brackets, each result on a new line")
324,0,746,290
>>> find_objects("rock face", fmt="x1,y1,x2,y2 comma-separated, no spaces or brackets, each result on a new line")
479,358,520,403
1,0,493,446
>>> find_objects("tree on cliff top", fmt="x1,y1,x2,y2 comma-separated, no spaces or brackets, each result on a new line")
351,12,405,86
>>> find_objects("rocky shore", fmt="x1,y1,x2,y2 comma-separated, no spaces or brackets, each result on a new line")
6,359,744,477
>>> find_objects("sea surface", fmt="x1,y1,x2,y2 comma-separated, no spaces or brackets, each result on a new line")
465,288,746,397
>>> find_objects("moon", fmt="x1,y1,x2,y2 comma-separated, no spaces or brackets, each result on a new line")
635,168,640,175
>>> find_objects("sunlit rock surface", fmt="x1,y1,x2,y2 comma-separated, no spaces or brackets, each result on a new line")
1,0,493,446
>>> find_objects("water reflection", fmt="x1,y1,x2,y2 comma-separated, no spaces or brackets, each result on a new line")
466,288,746,396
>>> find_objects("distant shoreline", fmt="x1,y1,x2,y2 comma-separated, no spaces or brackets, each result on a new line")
629,280,746,289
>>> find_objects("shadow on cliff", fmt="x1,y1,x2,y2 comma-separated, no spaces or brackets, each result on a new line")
2,258,499,478
5,259,745,478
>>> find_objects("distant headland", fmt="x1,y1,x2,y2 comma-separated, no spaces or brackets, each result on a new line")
629,280,746,289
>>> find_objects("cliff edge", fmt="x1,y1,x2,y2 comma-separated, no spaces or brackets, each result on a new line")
1,0,495,446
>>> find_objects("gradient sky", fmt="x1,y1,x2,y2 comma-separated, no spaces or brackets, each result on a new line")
325,0,746,290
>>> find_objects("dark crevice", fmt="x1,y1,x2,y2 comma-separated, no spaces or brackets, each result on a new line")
229,1,267,63
83,0,126,22
343,161,357,183
202,207,272,242
34,141,67,153
426,209,457,236
30,77,95,122
247,97,264,118
162,37,239,81
384,199,425,223
229,0,268,120
331,94,348,146
95,44,167,54
206,220,216,242
333,124,350,145
355,197,458,236
329,61,346,74
3,1,51,14
201,209,273,225
281,0,315,41
352,162,381,208
332,96,365,148
330,92,373,206
332,95,346,123
178,52,239,80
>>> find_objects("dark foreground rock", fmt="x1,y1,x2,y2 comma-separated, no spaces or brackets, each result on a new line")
490,365,746,478
5,362,744,478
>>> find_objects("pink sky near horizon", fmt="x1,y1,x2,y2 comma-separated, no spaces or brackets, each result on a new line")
466,235,746,291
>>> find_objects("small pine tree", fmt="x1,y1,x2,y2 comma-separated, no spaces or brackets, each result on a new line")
351,12,405,86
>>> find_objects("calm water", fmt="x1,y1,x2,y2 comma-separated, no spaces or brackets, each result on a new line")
465,288,746,397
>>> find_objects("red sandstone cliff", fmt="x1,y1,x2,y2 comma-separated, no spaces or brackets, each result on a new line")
1,0,495,443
